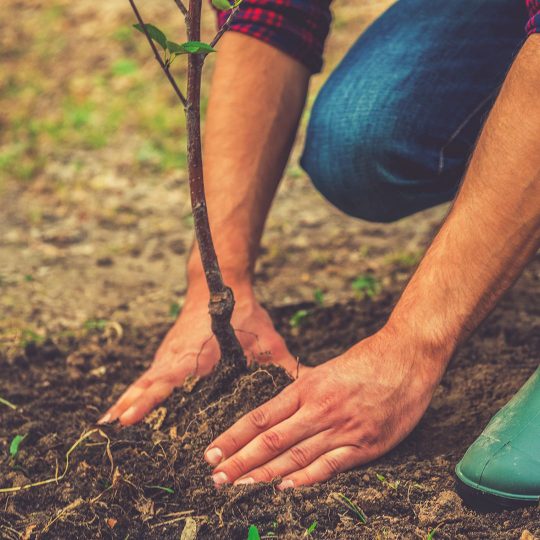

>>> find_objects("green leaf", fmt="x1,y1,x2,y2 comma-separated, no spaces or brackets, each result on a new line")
83,318,108,331
9,434,27,458
133,23,168,50
290,309,309,328
247,525,261,540
351,274,379,297
166,40,186,54
146,484,174,494
305,521,318,536
313,289,324,305
169,302,181,318
334,493,367,524
212,0,232,10
179,41,216,55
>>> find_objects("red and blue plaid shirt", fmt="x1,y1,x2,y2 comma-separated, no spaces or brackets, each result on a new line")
217,1,540,73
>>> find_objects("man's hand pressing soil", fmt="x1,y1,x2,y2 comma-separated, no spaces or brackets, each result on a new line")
204,325,446,487
99,284,302,426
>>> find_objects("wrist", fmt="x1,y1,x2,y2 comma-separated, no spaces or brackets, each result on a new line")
378,315,455,384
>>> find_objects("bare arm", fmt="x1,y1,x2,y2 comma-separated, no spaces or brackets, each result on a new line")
187,32,310,295
206,36,540,488
388,34,540,368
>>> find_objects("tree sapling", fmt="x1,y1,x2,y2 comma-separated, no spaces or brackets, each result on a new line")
128,0,245,375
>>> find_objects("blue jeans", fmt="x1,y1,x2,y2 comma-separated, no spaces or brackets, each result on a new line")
301,0,528,222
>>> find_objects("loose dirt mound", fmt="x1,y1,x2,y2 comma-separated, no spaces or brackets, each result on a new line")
1,279,539,539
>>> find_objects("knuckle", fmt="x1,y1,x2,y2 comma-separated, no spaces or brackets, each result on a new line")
260,430,284,453
322,454,342,476
249,407,270,430
359,421,381,447
256,465,276,482
313,393,336,417
227,456,247,476
222,432,240,452
302,469,314,486
289,445,311,468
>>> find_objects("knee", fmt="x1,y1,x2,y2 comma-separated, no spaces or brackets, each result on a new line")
301,84,433,223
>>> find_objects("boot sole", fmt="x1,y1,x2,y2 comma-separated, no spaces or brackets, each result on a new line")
455,467,539,511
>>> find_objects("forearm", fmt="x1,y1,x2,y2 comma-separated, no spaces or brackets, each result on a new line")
187,33,310,297
388,36,540,372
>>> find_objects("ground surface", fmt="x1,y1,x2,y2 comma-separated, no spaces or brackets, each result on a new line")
1,276,539,539
1,0,539,539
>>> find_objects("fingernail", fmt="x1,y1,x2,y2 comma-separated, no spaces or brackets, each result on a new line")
205,447,223,466
212,471,229,485
120,405,137,423
277,479,294,491
234,477,254,486
97,413,111,425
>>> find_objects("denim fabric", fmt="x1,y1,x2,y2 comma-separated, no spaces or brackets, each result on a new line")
301,0,528,223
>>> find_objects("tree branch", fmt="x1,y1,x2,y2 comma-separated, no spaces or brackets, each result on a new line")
173,0,188,16
128,0,188,108
210,6,240,48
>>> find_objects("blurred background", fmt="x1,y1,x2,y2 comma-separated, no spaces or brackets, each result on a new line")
0,0,448,353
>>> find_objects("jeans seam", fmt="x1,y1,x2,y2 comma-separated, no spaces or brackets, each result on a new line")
437,89,498,175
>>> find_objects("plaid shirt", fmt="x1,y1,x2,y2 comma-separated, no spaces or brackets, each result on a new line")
217,1,540,73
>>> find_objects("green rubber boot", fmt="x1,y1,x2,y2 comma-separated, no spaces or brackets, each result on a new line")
455,366,540,510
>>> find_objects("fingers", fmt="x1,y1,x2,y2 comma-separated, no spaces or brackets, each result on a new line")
232,429,334,484
99,377,151,424
212,411,321,484
118,380,174,425
278,446,363,489
99,360,189,425
204,386,300,468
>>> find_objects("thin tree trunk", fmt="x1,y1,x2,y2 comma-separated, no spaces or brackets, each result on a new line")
185,0,245,370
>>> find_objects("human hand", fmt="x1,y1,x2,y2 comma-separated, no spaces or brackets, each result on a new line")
99,282,302,426
204,326,448,487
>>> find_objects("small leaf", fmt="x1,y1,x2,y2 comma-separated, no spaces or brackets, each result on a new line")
305,521,318,536
146,484,174,494
351,274,379,297
290,309,309,328
9,434,27,458
212,0,232,10
334,493,367,524
169,302,181,318
133,23,168,50
313,289,324,305
247,525,261,540
167,40,186,54
179,41,216,55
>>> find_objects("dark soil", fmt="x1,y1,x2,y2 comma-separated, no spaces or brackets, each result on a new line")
1,269,539,540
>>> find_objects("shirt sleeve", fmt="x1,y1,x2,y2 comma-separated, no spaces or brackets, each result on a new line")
214,0,332,74
525,0,540,36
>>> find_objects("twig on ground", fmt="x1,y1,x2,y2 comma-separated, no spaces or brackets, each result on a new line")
0,396,17,410
0,428,113,494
